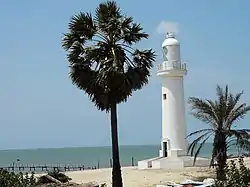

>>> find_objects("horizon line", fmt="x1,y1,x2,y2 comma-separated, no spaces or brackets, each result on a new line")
0,142,213,151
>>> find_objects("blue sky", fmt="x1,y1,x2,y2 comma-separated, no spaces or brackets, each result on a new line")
1,0,250,150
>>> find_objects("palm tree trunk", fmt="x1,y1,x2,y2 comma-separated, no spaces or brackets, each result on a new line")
110,103,123,187
214,132,227,181
216,153,227,181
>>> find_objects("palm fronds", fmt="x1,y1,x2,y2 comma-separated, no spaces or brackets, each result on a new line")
187,85,250,180
61,0,155,111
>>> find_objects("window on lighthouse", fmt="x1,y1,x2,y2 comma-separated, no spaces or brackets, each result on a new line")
162,46,168,61
163,94,167,100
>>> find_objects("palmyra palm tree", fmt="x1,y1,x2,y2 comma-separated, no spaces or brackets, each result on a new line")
187,85,250,181
61,1,156,186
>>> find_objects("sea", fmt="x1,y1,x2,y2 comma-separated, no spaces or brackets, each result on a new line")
0,143,240,171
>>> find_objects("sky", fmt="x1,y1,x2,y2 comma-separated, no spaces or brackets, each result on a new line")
1,0,250,150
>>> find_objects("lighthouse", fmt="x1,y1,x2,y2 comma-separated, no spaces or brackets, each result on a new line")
158,32,188,158
137,32,210,169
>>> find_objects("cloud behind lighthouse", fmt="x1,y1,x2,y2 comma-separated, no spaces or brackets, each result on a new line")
156,21,179,34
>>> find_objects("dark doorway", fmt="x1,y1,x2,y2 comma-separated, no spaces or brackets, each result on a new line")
163,141,168,157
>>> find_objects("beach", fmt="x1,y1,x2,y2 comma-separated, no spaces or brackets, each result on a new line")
63,157,250,187
66,167,213,187
1,145,248,186
34,166,213,187
65,166,213,186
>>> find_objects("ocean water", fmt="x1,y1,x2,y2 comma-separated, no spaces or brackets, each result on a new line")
0,143,239,169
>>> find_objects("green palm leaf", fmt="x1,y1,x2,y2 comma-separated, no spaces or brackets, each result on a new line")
61,1,155,187
187,85,250,181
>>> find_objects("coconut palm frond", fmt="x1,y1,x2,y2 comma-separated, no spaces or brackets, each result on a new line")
186,128,214,138
227,104,250,127
188,97,219,127
237,138,250,152
187,131,212,158
193,135,212,165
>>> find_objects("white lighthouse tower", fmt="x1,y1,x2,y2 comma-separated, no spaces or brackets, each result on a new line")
138,33,210,170
158,32,188,158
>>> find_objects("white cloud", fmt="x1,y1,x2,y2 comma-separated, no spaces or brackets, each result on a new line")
156,21,179,35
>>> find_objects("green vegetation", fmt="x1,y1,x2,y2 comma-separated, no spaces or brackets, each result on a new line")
187,85,250,181
62,0,155,186
0,169,75,187
0,170,35,187
215,157,250,187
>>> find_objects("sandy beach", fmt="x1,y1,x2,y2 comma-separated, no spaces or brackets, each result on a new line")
62,157,250,187
66,166,213,186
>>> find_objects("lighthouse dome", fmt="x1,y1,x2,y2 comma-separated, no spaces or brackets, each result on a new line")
161,32,181,63
162,33,180,47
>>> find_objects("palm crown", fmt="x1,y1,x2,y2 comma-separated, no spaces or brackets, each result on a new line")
62,1,155,111
187,85,250,166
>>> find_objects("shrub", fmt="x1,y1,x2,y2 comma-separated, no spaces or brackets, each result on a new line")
0,169,36,187
0,168,73,187
215,157,250,187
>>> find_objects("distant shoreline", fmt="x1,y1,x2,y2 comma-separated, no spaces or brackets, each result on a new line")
0,144,237,170
0,143,214,151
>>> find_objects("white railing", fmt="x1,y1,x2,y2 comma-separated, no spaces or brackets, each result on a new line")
157,61,187,72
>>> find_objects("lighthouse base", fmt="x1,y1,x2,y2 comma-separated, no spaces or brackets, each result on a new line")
159,149,187,158
137,155,210,170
